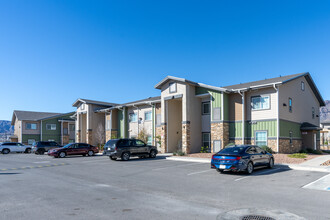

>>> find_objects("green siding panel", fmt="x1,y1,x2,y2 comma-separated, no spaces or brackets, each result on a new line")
229,122,242,138
223,93,229,121
246,120,277,138
22,134,40,143
210,91,222,108
280,120,301,138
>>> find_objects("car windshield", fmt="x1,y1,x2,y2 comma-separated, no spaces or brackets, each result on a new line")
105,140,118,148
62,144,72,148
218,146,246,154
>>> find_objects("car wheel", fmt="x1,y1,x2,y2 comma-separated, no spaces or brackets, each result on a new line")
2,148,10,154
38,149,45,155
268,158,274,169
149,150,157,158
121,152,130,161
246,162,254,174
59,152,66,158
110,156,117,161
25,148,31,154
87,150,94,156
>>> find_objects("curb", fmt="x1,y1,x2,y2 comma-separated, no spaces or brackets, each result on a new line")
166,156,330,173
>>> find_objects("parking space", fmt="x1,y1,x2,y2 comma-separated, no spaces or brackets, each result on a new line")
0,154,329,220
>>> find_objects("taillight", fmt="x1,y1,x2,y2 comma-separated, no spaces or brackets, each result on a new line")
212,154,216,159
115,146,117,151
235,156,241,160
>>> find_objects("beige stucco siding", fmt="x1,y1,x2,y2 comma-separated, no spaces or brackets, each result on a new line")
279,77,320,125
246,87,278,121
127,105,153,138
14,118,22,142
229,93,243,121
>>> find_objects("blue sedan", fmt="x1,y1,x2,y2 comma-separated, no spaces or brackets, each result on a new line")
211,145,274,174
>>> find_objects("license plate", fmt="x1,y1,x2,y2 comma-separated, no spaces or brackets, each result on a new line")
220,165,226,169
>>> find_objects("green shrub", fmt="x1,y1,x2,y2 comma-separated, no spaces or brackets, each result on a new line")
177,151,185,156
325,141,328,145
261,146,274,154
173,152,177,156
299,149,308,154
200,146,209,153
306,148,323,155
288,153,307,159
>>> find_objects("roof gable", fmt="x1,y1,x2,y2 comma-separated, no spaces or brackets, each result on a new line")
72,98,117,107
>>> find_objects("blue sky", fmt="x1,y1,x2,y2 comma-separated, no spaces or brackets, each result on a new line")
1,0,330,120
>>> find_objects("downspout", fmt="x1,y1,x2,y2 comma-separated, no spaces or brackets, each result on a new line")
61,121,63,145
110,109,113,139
40,120,43,141
133,105,140,137
273,84,279,153
237,90,245,144
146,102,155,145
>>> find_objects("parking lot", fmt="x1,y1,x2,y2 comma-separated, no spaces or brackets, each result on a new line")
0,154,329,220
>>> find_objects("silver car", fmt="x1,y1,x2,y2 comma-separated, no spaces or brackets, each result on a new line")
0,142,32,154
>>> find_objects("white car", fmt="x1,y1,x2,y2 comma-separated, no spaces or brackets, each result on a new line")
0,142,32,154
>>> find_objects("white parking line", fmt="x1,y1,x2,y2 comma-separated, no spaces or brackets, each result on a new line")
187,169,214,176
302,173,330,189
235,168,280,181
152,162,201,171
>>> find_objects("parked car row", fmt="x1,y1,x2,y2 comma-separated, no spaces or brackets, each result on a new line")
1,140,274,174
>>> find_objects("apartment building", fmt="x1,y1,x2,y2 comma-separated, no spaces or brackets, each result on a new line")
10,110,75,145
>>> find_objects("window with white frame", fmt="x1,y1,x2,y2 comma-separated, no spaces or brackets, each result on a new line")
106,118,111,130
289,98,293,113
301,81,305,91
46,124,56,130
312,107,315,119
251,96,270,110
212,107,221,121
27,139,35,145
169,82,177,93
129,113,137,122
255,131,267,147
156,114,161,126
81,103,85,110
147,136,152,145
202,102,210,115
145,111,152,121
26,123,37,130
202,133,211,151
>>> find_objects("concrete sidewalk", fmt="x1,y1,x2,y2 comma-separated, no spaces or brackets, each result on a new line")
165,155,330,173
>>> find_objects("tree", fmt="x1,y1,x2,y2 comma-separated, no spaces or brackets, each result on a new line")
95,123,105,146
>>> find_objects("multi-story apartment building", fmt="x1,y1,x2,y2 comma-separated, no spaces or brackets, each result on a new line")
10,110,75,145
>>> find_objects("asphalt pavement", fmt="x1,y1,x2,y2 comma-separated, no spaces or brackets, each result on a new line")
0,153,329,220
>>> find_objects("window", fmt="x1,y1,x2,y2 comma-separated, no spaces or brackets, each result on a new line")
312,107,315,119
289,131,293,144
147,136,152,145
27,139,35,145
255,131,267,147
63,128,68,135
46,124,56,130
156,114,161,126
301,81,305,91
145,111,152,121
106,118,111,130
246,147,257,154
289,98,292,112
81,103,85,110
135,140,145,147
118,139,132,147
129,113,137,122
169,82,177,93
26,123,37,130
251,96,270,110
212,107,221,121
69,124,75,131
202,133,211,151
202,102,210,115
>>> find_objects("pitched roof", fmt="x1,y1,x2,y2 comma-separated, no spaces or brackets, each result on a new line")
11,110,61,125
72,98,117,107
122,96,161,106
223,73,304,90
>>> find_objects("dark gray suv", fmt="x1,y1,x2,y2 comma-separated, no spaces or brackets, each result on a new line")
104,139,158,161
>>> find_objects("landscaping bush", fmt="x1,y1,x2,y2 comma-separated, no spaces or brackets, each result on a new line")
288,153,307,159
306,148,323,155
261,146,274,154
299,149,308,154
325,141,328,145
173,152,177,156
177,151,185,156
200,146,209,153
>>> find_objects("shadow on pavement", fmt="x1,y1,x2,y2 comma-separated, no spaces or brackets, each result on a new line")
0,173,21,175
220,165,291,176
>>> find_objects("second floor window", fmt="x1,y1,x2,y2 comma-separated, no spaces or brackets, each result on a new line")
169,82,177,93
289,98,292,112
145,111,152,121
312,107,315,119
301,81,305,91
202,102,210,115
129,113,137,122
26,123,37,130
46,124,56,130
251,96,270,110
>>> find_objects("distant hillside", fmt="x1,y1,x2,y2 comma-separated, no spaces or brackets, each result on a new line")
0,120,14,134
320,100,330,123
